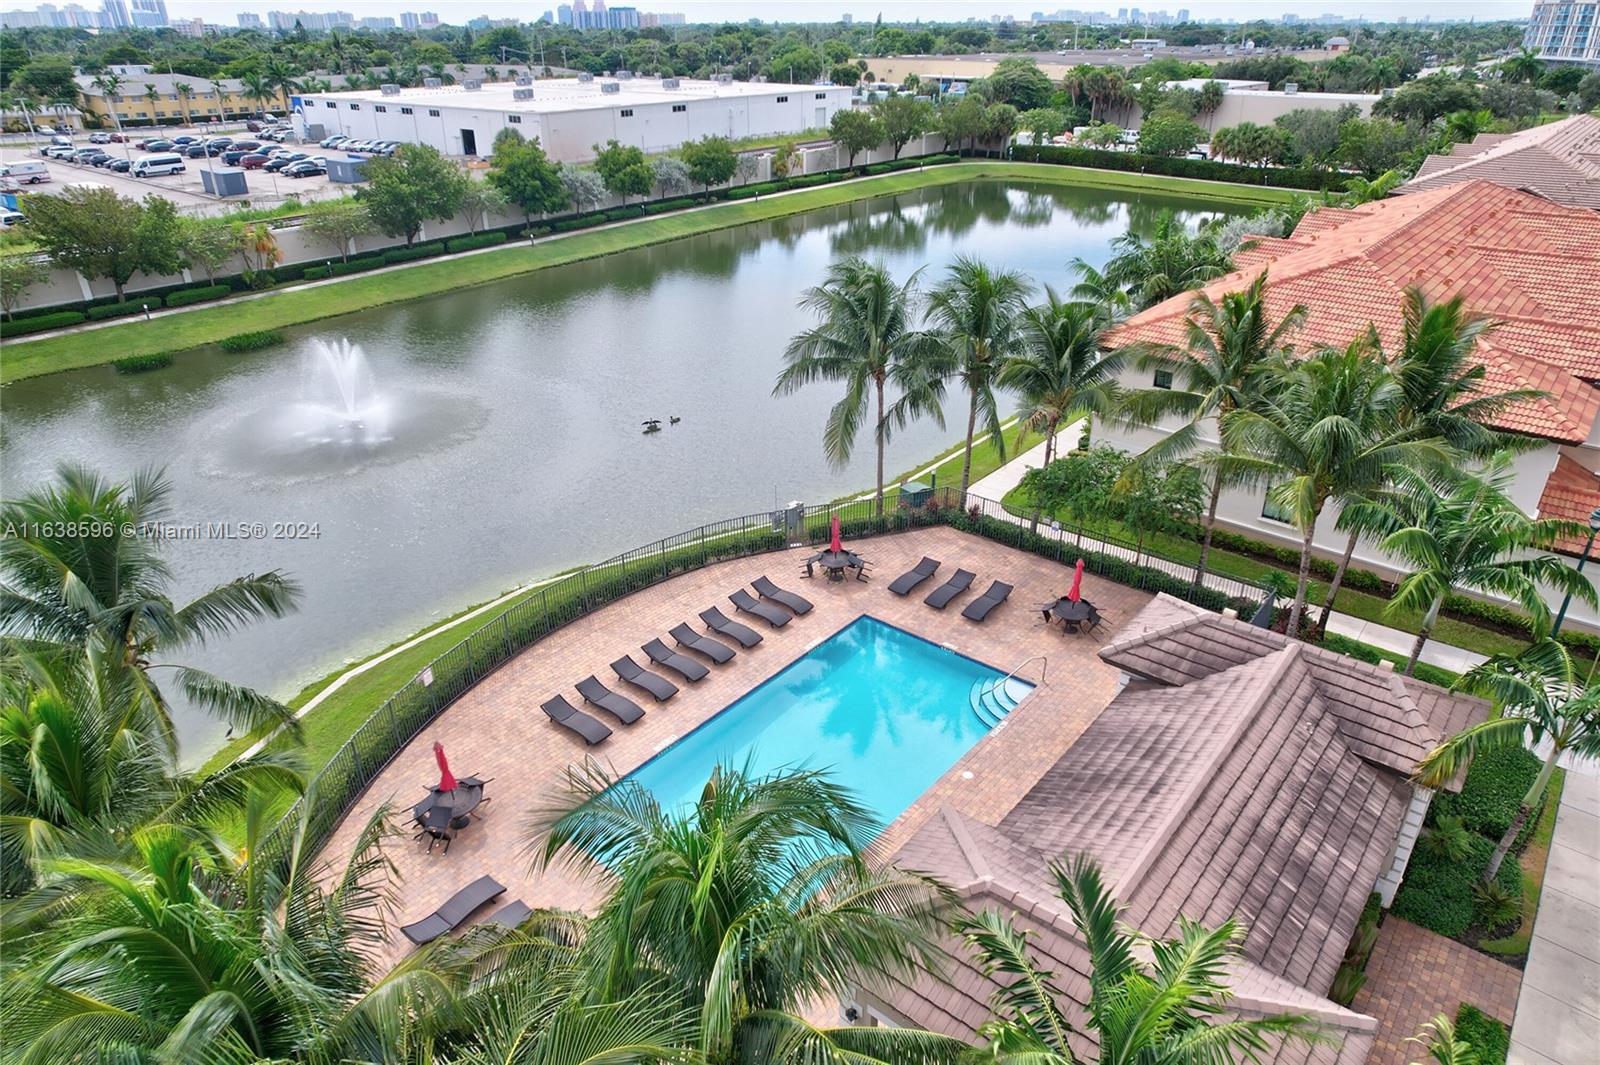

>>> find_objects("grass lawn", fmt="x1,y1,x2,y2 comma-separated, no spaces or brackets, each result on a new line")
2,161,1294,382
1480,768,1566,960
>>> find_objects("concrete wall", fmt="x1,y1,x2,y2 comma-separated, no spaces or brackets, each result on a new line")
1110,88,1378,135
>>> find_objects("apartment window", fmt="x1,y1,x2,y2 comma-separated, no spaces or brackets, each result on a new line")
349,103,361,110
375,105,386,112
325,101,336,108
815,92,826,98
428,108,440,116
671,103,686,112
1261,488,1294,524
776,95,788,102
400,106,414,114
304,99,316,107
1153,369,1173,389
508,115,522,123
620,108,634,117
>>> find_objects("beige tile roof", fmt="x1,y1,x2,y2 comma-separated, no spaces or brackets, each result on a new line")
1107,180,1600,445
1401,115,1600,209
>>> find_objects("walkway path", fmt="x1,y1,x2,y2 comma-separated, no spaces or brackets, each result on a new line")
965,423,1488,675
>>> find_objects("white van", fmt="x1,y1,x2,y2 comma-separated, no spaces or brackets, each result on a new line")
132,152,186,177
0,160,51,184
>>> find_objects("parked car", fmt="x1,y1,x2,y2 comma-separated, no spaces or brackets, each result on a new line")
35,124,58,135
88,132,111,144
221,146,259,165
239,152,271,169
0,209,27,227
44,145,75,160
264,152,307,172
172,135,198,145
71,148,101,163
108,131,126,142
107,158,132,172
131,152,186,178
284,160,326,178
143,139,174,152
319,134,348,148
90,154,116,167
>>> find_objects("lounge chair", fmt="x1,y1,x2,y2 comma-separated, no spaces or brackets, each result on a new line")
575,675,645,724
612,655,679,701
961,581,1014,622
540,695,613,745
730,588,790,628
888,557,941,596
669,622,736,664
924,569,976,609
643,638,710,681
700,606,762,648
488,899,533,929
752,576,813,615
401,874,506,945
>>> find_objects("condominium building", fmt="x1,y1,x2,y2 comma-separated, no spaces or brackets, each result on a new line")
1525,1,1600,65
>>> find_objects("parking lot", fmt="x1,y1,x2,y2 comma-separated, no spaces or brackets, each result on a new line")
0,124,369,215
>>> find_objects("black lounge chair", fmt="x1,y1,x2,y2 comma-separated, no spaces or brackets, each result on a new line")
541,695,613,745
401,874,506,945
612,655,679,701
643,638,710,681
888,557,941,596
489,899,533,929
924,569,976,609
575,675,645,724
752,576,813,615
669,623,736,664
730,588,790,628
961,581,1014,622
700,607,762,648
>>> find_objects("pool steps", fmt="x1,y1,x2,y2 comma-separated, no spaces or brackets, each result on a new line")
969,677,1032,727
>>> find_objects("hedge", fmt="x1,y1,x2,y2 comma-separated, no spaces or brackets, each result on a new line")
1430,746,1543,842
1011,143,1345,191
642,197,697,215
217,329,286,353
445,231,508,253
86,298,158,321
329,256,383,276
302,265,330,280
112,351,174,373
164,284,231,308
1454,1005,1509,1065
551,216,592,233
1319,633,1458,689
0,310,86,337
1391,833,1522,939
382,241,444,264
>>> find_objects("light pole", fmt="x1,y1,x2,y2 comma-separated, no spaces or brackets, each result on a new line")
1552,505,1600,637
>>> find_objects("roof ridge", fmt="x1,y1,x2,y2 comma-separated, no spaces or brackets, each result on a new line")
940,807,994,885
1113,644,1304,900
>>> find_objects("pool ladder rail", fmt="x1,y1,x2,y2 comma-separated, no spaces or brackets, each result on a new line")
969,655,1045,728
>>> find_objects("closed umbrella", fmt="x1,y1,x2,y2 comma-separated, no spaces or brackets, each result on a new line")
434,740,457,793
830,513,842,554
1067,558,1085,603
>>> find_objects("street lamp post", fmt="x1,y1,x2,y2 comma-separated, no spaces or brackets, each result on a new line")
1551,505,1600,637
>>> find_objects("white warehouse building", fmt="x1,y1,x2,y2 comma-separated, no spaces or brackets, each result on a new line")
293,76,856,161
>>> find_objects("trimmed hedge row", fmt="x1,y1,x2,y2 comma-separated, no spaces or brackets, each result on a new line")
0,310,86,337
445,231,508,254
86,298,157,321
217,329,286,353
112,351,173,373
383,241,445,264
3,261,310,331
165,284,232,308
1011,143,1345,191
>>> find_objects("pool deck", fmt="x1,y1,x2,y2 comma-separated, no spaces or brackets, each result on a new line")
319,526,1151,966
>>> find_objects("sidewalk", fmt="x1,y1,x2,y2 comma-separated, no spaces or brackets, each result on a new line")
966,423,1485,676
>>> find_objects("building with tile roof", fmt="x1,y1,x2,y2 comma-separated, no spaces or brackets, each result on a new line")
849,596,1489,1064
1399,114,1600,210
1100,179,1600,631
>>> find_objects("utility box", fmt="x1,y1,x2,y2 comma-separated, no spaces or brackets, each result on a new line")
326,157,367,183
199,169,248,197
900,481,932,509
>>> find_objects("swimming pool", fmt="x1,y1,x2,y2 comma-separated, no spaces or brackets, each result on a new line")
627,615,1029,827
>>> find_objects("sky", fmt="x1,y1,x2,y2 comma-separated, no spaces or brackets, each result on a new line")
163,0,1533,26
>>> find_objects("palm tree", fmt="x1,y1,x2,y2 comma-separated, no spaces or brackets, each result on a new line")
529,761,959,1064
1340,169,1402,204
1102,210,1232,311
1119,272,1306,587
1409,1015,1483,1065
263,56,302,111
0,465,303,744
1500,46,1544,84
1350,455,1596,675
142,83,160,125
775,258,946,517
342,73,363,92
1065,258,1130,323
173,81,193,124
924,256,1033,498
1418,639,1600,882
240,71,275,116
89,72,123,135
1444,108,1495,143
958,854,1323,1065
1204,339,1450,637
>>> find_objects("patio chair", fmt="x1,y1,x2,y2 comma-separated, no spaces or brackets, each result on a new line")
669,622,736,664
400,874,507,945
417,805,454,852
924,569,976,609
888,557,940,596
961,581,1014,622
730,588,791,628
611,655,679,701
540,695,613,745
700,606,763,647
1082,605,1107,634
489,899,533,929
575,675,645,724
752,576,813,615
643,638,711,681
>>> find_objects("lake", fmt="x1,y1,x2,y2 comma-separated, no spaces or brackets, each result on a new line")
0,179,1244,762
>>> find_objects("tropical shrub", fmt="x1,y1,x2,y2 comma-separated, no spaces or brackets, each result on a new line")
1430,746,1543,841
1391,833,1522,938
1012,143,1344,189
164,283,231,307
86,298,157,320
382,240,444,263
301,264,330,279
444,231,507,253
1455,1004,1510,1065
217,329,286,353
0,309,85,336
328,255,383,276
112,351,174,373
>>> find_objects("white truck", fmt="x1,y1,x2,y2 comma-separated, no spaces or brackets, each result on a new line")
0,160,52,185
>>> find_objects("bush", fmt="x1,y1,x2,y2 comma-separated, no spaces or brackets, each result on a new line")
329,256,383,276
1391,833,1522,939
1318,633,1458,689
86,299,158,321
522,225,551,238
164,284,231,308
444,231,508,253
112,351,174,373
642,197,696,215
1430,746,1542,841
382,241,444,264
217,329,286,353
1011,143,1343,190
1455,1004,1509,1065
0,310,87,337
552,216,592,232
302,265,330,280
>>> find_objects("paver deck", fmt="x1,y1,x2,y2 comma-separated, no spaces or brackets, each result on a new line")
317,527,1149,967
1354,918,1522,1065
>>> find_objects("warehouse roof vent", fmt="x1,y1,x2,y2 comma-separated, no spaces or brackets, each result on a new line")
512,87,535,101
616,69,634,79
1284,82,1298,94
577,72,595,83
423,77,442,88
712,73,733,85
600,81,621,94
464,79,483,91
380,83,401,95
752,74,767,83
660,77,680,89
515,75,533,86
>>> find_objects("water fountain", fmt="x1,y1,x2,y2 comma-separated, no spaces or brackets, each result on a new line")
289,338,393,446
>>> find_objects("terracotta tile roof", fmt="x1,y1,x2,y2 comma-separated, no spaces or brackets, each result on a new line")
873,599,1489,1065
1107,181,1600,444
1399,115,1600,209
1537,454,1600,555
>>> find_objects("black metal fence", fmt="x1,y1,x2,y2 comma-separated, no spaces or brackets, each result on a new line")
256,488,1269,872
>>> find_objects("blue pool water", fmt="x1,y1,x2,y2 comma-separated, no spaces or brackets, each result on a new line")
627,616,1019,827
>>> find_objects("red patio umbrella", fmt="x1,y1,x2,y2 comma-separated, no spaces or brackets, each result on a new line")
1067,558,1085,603
829,513,842,554
433,740,457,793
